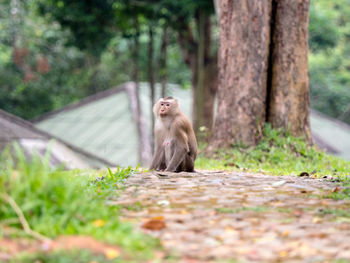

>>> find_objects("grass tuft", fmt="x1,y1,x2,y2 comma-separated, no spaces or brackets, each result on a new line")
0,144,159,260
197,124,350,182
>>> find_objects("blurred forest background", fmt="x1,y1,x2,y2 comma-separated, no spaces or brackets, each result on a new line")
0,0,350,125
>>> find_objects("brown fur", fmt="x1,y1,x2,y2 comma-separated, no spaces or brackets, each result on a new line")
150,97,197,172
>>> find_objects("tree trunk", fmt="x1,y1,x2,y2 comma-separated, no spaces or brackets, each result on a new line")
213,0,220,20
177,11,218,137
160,26,168,98
209,0,312,151
133,16,151,165
209,0,272,149
268,0,311,140
193,8,206,133
148,26,155,151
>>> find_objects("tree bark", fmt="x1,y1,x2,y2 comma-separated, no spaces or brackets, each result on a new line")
194,8,206,133
209,0,272,149
268,0,311,140
133,16,151,165
209,0,312,151
148,26,155,150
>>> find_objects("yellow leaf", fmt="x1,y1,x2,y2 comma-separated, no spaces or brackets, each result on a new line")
279,250,288,257
92,219,105,227
208,220,216,225
281,231,290,237
312,217,322,223
104,248,120,259
151,216,165,221
224,226,236,234
89,261,99,263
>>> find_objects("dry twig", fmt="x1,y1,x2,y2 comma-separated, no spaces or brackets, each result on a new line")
0,193,51,242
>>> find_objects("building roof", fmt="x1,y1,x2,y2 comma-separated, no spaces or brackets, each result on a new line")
34,82,350,167
0,109,112,168
310,110,350,160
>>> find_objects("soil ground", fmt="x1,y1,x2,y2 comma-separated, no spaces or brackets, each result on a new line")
115,170,350,262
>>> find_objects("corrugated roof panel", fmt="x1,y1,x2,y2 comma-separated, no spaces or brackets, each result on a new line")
36,91,139,166
310,111,350,160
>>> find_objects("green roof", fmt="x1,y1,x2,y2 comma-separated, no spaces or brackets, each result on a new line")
310,110,350,160
35,84,138,167
0,109,111,168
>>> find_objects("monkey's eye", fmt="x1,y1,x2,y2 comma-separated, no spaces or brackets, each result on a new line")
166,104,170,107
160,103,164,106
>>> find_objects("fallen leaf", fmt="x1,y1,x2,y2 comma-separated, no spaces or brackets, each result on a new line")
292,209,304,217
104,248,120,259
312,217,322,223
225,162,240,168
92,219,105,227
142,218,166,230
151,216,165,220
308,232,327,238
272,180,287,187
279,250,288,257
281,230,290,237
157,200,170,206
332,187,341,193
224,226,236,234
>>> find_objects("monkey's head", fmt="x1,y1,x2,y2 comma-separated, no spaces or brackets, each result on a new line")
154,97,179,117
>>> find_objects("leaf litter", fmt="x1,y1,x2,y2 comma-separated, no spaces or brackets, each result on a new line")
115,170,350,262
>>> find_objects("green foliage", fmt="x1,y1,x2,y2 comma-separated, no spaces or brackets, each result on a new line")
309,0,350,124
0,147,158,259
309,1,340,51
0,0,95,119
37,0,116,55
309,49,350,120
0,0,193,119
197,125,350,182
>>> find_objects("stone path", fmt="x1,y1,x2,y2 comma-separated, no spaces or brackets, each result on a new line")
115,171,350,262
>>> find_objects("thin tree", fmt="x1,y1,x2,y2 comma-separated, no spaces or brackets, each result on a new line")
160,25,168,98
148,25,155,151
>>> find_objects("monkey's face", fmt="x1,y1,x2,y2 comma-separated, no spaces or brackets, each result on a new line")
157,97,177,117
159,100,172,116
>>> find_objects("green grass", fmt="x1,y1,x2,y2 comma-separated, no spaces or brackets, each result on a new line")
11,250,108,263
0,145,159,261
196,124,350,182
216,206,270,214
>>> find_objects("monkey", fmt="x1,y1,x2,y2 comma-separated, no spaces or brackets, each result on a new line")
150,97,197,173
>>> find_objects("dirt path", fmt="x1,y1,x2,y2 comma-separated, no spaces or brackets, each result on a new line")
115,170,350,262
